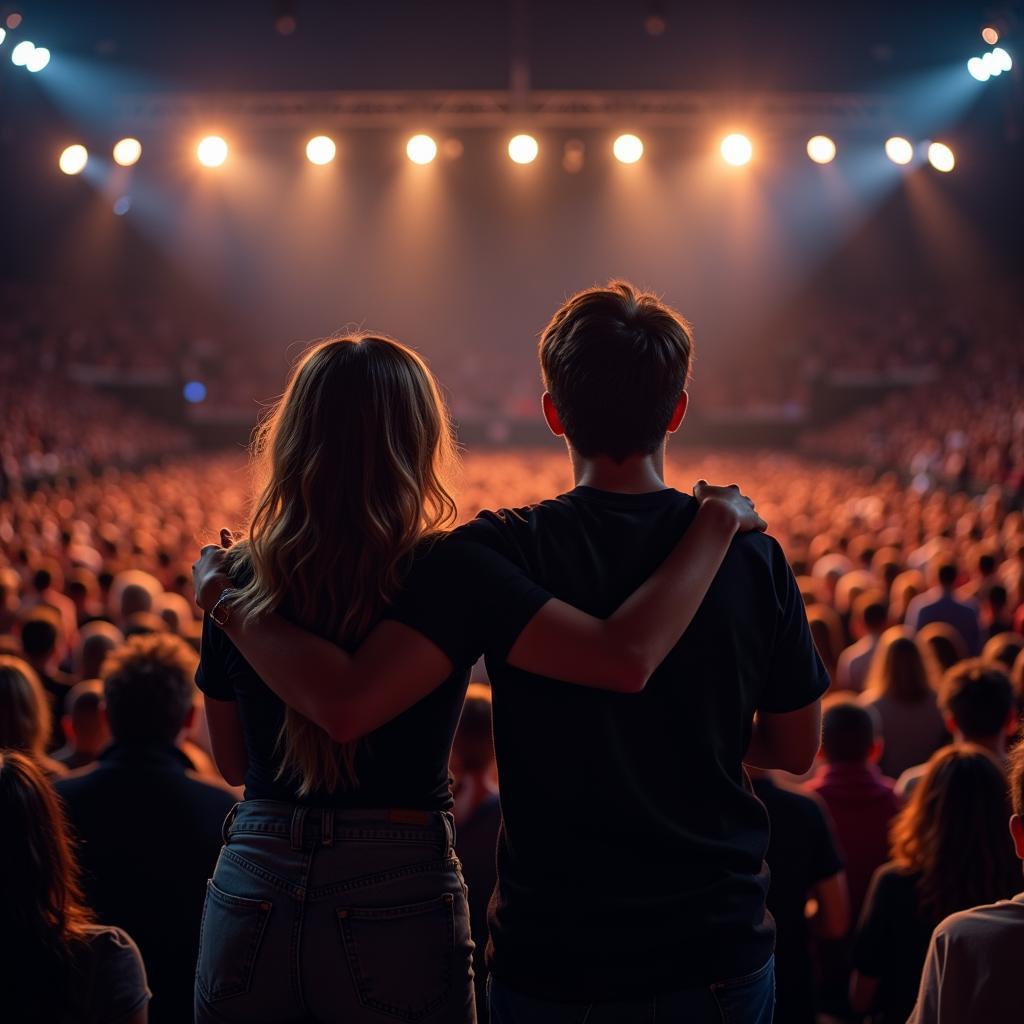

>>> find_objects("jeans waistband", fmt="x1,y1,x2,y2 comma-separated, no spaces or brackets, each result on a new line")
223,799,456,854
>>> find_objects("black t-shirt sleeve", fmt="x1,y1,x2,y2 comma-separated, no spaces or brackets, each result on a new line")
758,539,831,713
195,613,237,701
386,531,553,668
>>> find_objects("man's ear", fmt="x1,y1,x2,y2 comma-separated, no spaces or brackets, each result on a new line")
666,391,689,434
1006,711,1020,738
541,392,565,437
1009,815,1024,861
868,738,884,765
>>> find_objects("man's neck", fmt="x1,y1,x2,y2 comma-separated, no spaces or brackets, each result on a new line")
571,448,668,494
958,731,1008,760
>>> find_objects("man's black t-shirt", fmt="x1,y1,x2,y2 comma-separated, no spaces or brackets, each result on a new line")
388,485,830,1000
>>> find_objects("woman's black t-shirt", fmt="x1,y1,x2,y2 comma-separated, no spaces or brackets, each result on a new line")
195,556,474,810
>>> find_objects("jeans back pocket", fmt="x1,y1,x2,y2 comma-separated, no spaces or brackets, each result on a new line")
196,880,273,1003
337,892,456,1022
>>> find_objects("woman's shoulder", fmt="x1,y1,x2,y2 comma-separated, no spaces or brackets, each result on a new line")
72,925,150,1019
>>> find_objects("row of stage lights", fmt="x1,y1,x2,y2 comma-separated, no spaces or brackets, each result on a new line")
57,131,959,177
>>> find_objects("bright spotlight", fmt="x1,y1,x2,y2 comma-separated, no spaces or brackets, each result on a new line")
982,51,1002,77
927,142,955,173
613,134,644,164
982,26,999,45
25,45,49,71
885,136,914,165
305,135,336,165
720,133,753,166
10,39,33,65
806,135,836,164
59,144,88,176
406,134,437,164
0,28,6,46
197,135,228,168
112,138,142,167
992,47,1012,72
508,134,539,164
967,56,990,81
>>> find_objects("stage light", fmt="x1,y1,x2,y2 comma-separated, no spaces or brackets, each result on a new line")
613,134,644,164
0,28,6,46
967,56,990,81
183,381,207,404
927,142,955,173
59,144,88,176
508,134,539,164
806,135,836,164
113,196,132,216
982,27,999,45
981,51,1002,77
992,47,1012,72
406,134,437,164
6,12,21,29
305,135,336,165
720,133,753,166
113,138,142,167
197,135,228,167
10,39,33,65
885,136,913,165
25,45,49,71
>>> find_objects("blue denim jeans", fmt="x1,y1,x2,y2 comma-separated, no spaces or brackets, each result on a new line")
487,957,774,1024
194,800,476,1023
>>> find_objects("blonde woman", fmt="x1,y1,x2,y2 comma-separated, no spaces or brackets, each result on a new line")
192,333,764,1023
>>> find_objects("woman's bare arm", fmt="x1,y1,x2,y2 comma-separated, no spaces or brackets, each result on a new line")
195,485,762,743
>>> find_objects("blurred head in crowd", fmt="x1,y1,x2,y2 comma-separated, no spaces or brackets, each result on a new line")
890,745,1018,924
853,593,889,639
915,622,966,680
538,280,692,463
982,632,1024,672
866,627,935,702
0,655,55,769
820,695,882,766
19,608,62,671
0,568,21,634
75,621,124,682
101,633,199,745
939,659,1016,754
60,680,110,762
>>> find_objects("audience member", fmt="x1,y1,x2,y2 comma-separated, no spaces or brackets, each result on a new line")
19,607,72,748
748,767,848,1024
897,659,1017,799
0,750,150,1024
835,594,888,692
56,633,235,1024
982,629,1024,672
451,683,501,1022
0,654,66,777
807,696,901,923
905,560,982,656
75,621,124,682
908,740,1024,1022
859,628,949,779
981,584,1014,641
915,621,967,679
850,746,1019,1023
52,678,111,770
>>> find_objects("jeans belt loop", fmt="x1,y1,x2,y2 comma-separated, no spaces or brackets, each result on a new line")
321,808,335,847
290,806,308,851
221,803,239,845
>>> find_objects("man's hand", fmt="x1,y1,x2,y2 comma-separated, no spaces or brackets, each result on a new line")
192,528,235,611
693,480,767,534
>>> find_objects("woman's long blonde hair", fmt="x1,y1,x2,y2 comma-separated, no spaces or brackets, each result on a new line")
863,625,935,703
229,334,457,795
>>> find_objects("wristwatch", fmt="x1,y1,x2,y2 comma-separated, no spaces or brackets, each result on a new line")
210,587,236,628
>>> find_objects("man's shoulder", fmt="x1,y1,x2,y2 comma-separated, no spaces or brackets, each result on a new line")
54,760,103,797
933,898,1024,947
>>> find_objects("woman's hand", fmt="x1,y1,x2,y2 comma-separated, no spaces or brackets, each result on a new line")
192,528,235,611
692,480,767,534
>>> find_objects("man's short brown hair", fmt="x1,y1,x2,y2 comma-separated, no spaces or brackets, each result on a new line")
539,281,693,462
